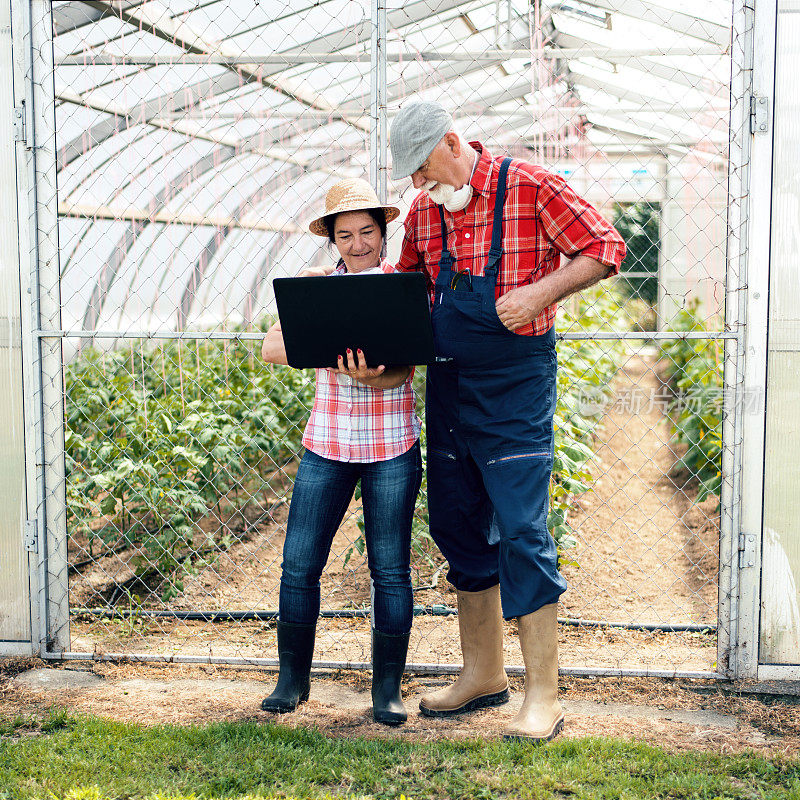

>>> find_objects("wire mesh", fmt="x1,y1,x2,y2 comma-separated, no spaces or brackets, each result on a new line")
28,0,747,676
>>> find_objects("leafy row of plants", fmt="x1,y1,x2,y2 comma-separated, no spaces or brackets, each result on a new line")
399,287,639,575
549,288,639,562
65,336,316,599
659,300,723,503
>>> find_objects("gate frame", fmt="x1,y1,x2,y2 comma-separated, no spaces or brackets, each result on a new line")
736,0,800,683
10,0,69,657
8,0,777,681
730,0,773,681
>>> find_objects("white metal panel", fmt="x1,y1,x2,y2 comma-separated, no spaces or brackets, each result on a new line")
0,0,31,649
759,0,800,666
735,0,776,679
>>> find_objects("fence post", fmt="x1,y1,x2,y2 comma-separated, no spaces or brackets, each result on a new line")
370,0,388,203
15,0,69,655
732,0,776,680
719,0,755,681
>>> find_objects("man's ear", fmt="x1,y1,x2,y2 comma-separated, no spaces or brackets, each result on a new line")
444,131,461,158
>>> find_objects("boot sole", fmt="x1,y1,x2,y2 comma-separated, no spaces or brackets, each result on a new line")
502,715,564,744
373,712,407,726
260,687,310,714
419,688,510,718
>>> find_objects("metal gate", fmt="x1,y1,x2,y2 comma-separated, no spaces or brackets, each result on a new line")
10,0,756,679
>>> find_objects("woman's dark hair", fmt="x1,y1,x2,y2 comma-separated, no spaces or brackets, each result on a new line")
324,207,387,244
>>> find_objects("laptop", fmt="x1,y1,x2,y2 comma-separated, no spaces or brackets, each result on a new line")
273,271,435,369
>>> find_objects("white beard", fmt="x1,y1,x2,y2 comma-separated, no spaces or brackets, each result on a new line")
423,180,473,212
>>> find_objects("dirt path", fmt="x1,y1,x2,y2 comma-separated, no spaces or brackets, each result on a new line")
561,347,719,627
3,660,796,757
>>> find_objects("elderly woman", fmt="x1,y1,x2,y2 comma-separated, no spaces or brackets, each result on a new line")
260,178,422,726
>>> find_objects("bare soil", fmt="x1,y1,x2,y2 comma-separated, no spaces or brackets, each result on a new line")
1,659,797,758
11,348,795,756
560,348,720,635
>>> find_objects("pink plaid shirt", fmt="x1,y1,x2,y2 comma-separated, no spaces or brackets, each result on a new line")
302,261,421,462
397,142,626,336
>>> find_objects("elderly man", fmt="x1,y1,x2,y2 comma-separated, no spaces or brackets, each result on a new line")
390,101,626,741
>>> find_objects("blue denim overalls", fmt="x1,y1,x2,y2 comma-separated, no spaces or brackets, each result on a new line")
425,157,567,620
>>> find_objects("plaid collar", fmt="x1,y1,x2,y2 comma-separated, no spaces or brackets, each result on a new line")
469,141,495,199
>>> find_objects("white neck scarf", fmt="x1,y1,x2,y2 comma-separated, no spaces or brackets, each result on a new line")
424,149,480,212
443,183,473,212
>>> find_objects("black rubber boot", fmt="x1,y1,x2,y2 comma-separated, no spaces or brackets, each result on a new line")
371,629,410,726
261,621,316,713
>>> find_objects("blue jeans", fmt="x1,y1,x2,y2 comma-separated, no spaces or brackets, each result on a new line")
279,442,422,635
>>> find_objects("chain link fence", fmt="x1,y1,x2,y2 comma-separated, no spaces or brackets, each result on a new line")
27,0,746,677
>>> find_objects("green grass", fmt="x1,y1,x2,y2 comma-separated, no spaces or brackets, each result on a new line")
0,714,797,800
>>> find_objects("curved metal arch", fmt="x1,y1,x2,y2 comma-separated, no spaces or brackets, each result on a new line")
80,144,238,333
549,29,728,98
59,0,367,169
180,151,356,328
245,218,328,327
245,186,345,326
248,6,544,148
62,126,191,277
57,0,469,166
53,0,142,35
175,167,296,329
116,154,277,331
58,118,153,204
570,0,731,48
81,142,346,334
58,71,240,167
57,0,346,55
256,55,528,150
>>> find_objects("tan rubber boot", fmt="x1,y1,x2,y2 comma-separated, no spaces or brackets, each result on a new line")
419,585,509,716
503,603,564,742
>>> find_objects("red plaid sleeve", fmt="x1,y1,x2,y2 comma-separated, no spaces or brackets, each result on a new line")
393,144,626,336
398,204,423,272
534,171,626,275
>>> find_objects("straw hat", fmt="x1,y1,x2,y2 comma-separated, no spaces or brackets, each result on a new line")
308,177,400,237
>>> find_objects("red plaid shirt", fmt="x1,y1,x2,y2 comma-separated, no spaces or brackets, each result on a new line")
397,142,626,336
302,261,421,462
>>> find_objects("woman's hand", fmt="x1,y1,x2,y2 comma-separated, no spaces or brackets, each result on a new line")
336,349,386,383
299,265,336,278
335,349,412,389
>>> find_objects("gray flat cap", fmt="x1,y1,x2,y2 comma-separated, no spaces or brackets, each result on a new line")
389,101,453,180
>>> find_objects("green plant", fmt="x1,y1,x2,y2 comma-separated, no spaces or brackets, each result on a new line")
549,286,637,562
65,339,316,600
612,201,660,306
659,299,723,503
65,287,635,596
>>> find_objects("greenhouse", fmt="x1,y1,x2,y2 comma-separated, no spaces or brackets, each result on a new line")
0,0,797,685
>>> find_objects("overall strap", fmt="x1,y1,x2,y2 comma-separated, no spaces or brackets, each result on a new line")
485,157,512,279
437,205,455,272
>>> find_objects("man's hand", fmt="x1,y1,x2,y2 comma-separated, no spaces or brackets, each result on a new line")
494,256,610,331
495,283,547,332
